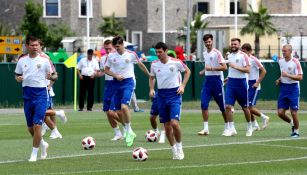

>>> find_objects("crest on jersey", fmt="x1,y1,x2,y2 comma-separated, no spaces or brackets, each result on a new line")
169,66,174,72
125,59,130,63
113,59,117,63
236,59,239,63
210,57,213,61
288,67,292,71
37,64,41,69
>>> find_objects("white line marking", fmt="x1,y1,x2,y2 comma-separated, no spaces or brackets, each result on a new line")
0,137,306,164
254,143,307,150
32,156,307,175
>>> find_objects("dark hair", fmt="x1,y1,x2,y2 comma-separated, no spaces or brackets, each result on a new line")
26,36,39,45
104,39,112,45
241,43,252,51
87,49,94,55
112,36,124,45
231,38,241,43
155,42,168,51
203,34,213,42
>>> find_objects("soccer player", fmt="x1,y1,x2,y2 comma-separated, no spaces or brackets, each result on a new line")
149,42,191,160
241,43,269,131
77,49,100,111
198,34,227,136
223,38,253,137
15,36,52,162
104,36,150,147
276,44,303,137
37,42,67,139
99,39,123,141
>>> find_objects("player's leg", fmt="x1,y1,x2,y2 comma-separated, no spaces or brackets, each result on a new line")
213,81,227,134
224,83,236,136
289,86,300,137
120,78,136,146
199,82,211,135
169,95,184,160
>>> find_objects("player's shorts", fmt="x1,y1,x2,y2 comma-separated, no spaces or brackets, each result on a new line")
248,80,260,107
113,78,135,110
201,75,225,112
24,98,47,127
157,87,182,123
225,78,249,108
150,91,159,116
47,92,54,109
102,80,116,111
278,83,300,110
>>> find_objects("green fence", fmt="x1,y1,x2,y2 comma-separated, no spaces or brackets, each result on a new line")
0,61,306,107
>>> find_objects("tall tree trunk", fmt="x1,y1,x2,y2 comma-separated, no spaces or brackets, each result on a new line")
254,34,260,58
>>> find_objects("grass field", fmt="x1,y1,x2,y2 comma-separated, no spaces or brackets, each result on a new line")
0,108,307,175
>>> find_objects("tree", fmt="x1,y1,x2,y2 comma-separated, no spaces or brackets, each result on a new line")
98,13,125,37
46,23,75,51
240,4,276,57
0,23,11,36
177,13,209,51
20,0,48,43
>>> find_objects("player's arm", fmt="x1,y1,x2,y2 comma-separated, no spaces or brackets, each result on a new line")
229,63,250,73
149,76,156,97
282,72,303,81
15,74,23,83
50,71,58,81
178,66,191,94
253,66,266,88
208,63,227,71
104,66,124,81
137,61,150,77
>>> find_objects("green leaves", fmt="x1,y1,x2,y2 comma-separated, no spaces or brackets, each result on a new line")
99,13,125,37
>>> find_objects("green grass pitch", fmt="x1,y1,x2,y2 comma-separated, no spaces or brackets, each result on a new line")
0,110,307,175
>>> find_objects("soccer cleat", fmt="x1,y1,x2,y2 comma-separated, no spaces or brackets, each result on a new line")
262,117,270,130
223,128,237,137
28,155,37,162
158,131,166,143
253,126,260,131
126,131,136,147
41,123,50,136
246,128,253,137
49,130,63,139
111,135,123,141
172,148,178,160
291,132,300,138
134,109,144,112
40,141,49,159
57,110,67,124
176,148,184,160
198,129,209,135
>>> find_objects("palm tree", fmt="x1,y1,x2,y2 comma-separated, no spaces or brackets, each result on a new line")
177,13,209,51
98,13,125,37
240,4,276,57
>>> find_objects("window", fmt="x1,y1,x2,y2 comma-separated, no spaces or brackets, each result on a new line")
230,1,241,14
79,0,93,17
101,0,127,17
131,31,142,51
44,0,60,17
198,2,209,14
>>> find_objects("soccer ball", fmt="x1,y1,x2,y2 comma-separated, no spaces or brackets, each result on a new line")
145,130,158,142
132,147,148,161
81,136,96,150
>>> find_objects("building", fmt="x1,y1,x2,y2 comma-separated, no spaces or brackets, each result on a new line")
1,0,307,58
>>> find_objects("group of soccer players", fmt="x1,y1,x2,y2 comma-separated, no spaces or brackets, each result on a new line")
15,33,303,162
198,34,302,139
